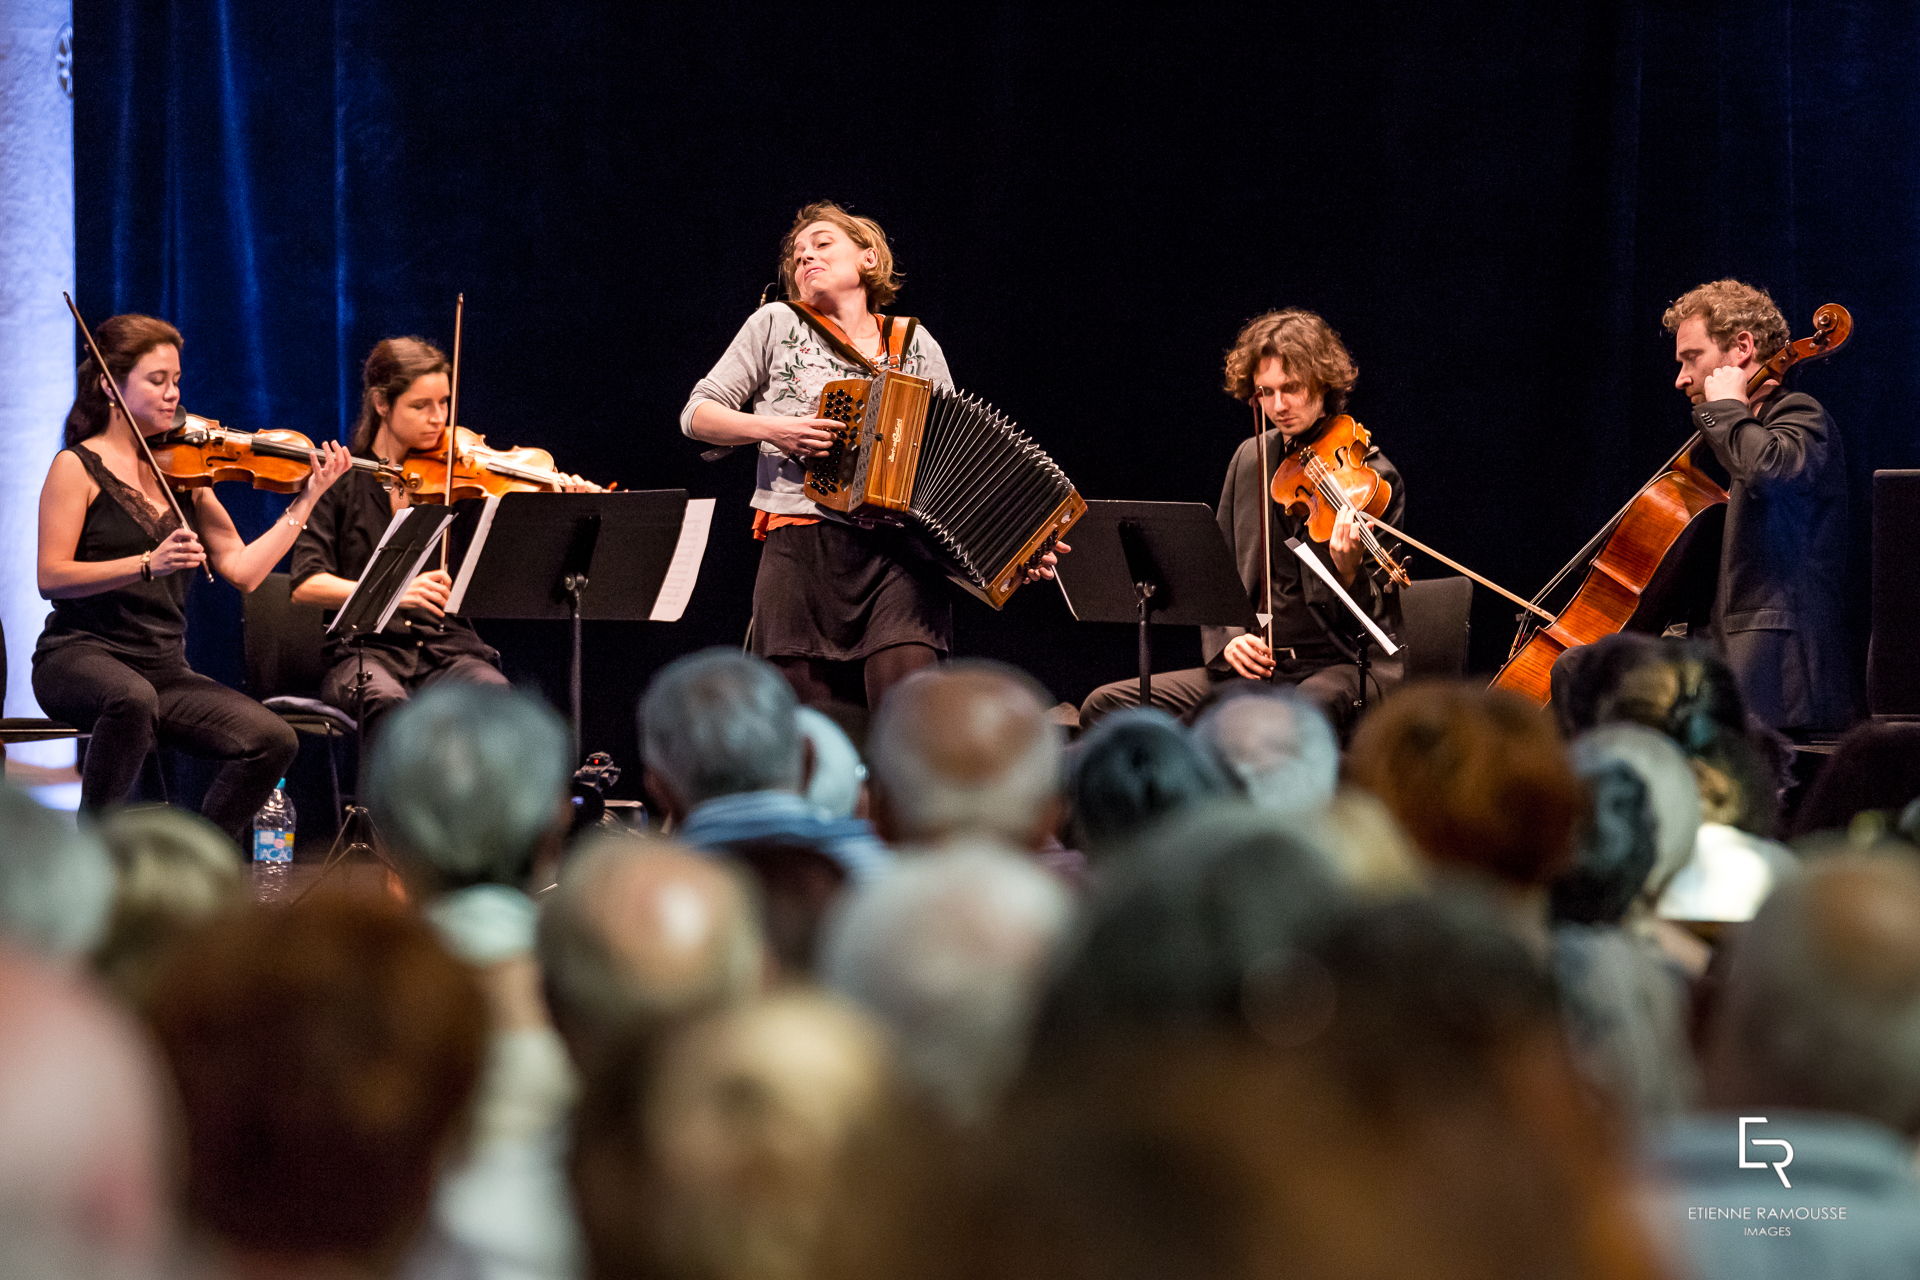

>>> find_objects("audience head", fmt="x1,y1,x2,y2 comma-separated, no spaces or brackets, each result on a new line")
367,683,571,893
538,835,766,1070
1703,853,1920,1134
1347,682,1583,891
0,783,115,962
1067,709,1231,859
824,844,1073,1124
572,989,896,1280
798,707,866,820
1308,786,1426,893
1193,687,1339,818
0,945,170,1278
145,891,489,1270
91,805,246,1007
853,893,1666,1280
1569,724,1701,905
1036,804,1339,1048
641,649,803,820
868,661,1063,850
1549,760,1657,927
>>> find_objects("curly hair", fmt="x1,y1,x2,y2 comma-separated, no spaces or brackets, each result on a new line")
779,201,903,307
1661,279,1789,361
1221,309,1357,411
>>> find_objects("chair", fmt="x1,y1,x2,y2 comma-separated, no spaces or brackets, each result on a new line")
1398,576,1474,680
241,572,355,818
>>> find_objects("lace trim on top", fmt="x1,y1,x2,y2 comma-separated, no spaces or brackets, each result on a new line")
72,445,184,544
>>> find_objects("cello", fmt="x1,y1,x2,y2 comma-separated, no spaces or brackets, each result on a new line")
1488,303,1853,703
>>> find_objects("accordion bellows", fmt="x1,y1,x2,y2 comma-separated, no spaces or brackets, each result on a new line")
804,371,1085,608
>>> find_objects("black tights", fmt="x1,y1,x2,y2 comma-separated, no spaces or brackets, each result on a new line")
772,643,941,713
32,642,297,846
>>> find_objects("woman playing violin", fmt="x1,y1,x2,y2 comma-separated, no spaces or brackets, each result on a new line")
34,314,352,842
1079,309,1406,736
290,337,508,740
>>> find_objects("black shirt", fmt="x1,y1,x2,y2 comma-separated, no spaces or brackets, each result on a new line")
290,460,496,668
1202,416,1406,666
34,446,194,664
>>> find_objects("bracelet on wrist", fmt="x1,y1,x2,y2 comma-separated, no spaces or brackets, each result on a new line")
284,514,306,531
139,549,154,582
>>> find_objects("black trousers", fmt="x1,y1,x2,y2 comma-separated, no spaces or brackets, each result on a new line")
33,641,297,844
1079,655,1404,740
321,646,508,747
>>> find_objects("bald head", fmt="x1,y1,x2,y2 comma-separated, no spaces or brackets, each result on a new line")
867,663,1063,849
1706,853,1920,1133
0,946,168,1273
538,838,765,1068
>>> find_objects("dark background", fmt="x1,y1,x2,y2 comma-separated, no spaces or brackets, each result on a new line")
75,1,1920,805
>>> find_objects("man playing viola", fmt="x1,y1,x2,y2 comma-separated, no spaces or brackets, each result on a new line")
1079,309,1405,735
1665,279,1852,732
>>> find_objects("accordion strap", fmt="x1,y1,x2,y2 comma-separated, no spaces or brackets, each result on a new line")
786,301,918,374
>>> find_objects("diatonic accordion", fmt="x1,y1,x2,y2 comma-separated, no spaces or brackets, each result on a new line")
803,370,1085,608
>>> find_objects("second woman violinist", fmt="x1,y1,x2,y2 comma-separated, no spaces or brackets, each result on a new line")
290,337,508,741
1079,309,1407,736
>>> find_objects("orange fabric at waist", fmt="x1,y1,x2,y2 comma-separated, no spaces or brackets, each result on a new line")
752,510,820,541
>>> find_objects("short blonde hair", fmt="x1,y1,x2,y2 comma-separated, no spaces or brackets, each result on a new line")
779,202,902,307
1661,279,1789,361
1222,309,1358,412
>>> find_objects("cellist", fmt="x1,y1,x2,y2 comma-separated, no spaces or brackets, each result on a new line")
1660,280,1853,733
1079,309,1406,735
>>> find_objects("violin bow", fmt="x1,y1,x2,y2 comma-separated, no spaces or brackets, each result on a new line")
439,291,464,572
63,293,215,582
1253,401,1277,664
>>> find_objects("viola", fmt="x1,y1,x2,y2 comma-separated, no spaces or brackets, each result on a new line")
397,425,612,503
1489,303,1854,704
154,413,406,493
1269,414,1412,586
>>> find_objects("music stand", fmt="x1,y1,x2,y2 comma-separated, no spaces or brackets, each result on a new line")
303,504,455,893
446,490,710,760
1286,536,1400,718
1056,500,1258,705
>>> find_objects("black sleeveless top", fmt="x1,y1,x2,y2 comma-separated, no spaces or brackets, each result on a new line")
34,446,195,663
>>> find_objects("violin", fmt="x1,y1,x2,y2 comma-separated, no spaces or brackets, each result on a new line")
397,425,612,502
153,413,407,493
1269,414,1412,586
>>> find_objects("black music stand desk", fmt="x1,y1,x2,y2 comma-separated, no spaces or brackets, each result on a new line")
446,490,712,759
1055,500,1257,706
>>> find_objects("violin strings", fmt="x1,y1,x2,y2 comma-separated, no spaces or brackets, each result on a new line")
1299,452,1402,576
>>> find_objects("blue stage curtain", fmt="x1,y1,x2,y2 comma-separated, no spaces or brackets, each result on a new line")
74,2,1920,746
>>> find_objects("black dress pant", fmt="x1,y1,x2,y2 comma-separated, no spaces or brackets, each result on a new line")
1079,655,1403,740
320,645,508,747
33,641,297,845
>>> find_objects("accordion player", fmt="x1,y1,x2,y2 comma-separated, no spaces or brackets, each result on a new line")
802,370,1085,608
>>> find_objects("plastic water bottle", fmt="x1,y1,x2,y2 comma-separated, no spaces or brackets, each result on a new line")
252,779,296,865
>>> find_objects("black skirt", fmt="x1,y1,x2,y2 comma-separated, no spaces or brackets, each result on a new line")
751,519,952,661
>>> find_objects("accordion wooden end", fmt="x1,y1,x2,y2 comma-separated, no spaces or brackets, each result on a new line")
804,371,1085,609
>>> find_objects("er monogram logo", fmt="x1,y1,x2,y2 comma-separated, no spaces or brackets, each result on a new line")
1739,1116,1795,1189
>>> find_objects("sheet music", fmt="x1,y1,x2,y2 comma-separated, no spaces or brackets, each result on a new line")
327,505,455,638
1286,538,1400,656
445,494,503,616
648,498,714,622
